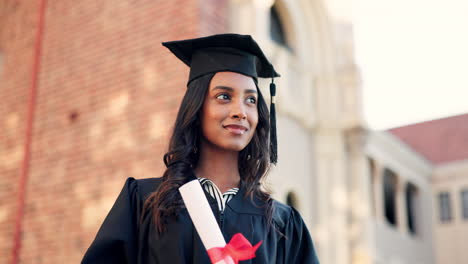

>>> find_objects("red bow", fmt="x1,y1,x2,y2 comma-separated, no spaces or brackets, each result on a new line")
207,233,262,264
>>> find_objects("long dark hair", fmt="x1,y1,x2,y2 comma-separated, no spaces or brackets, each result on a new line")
143,73,273,233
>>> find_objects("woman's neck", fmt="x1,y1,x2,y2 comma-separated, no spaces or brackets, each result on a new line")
195,141,240,193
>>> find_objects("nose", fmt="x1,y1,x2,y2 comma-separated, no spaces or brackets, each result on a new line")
231,100,247,120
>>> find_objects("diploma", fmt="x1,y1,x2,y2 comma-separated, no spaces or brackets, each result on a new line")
180,179,261,264
179,179,233,264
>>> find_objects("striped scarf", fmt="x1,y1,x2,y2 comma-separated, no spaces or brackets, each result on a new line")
198,178,239,212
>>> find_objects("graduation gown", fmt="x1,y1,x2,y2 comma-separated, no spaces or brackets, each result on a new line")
82,177,320,264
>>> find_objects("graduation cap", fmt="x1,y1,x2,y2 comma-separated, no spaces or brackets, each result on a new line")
162,33,279,164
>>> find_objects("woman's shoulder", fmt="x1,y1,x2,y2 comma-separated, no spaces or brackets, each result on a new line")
272,199,294,216
125,177,163,201
269,201,320,263
270,199,302,229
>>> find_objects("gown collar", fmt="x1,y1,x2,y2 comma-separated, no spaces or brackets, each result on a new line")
188,170,265,215
224,184,265,215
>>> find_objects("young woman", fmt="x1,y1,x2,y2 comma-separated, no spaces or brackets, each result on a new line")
82,34,319,264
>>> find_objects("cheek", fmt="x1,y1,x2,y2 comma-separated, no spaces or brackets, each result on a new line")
249,110,259,131
204,107,223,125
201,104,223,133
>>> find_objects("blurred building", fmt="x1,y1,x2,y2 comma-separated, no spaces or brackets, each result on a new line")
365,131,434,264
387,114,468,264
0,0,463,264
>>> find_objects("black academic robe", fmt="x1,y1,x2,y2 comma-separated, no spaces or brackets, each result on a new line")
82,177,320,264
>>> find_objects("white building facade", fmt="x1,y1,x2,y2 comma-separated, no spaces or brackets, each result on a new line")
365,132,434,264
228,1,435,264
432,160,468,264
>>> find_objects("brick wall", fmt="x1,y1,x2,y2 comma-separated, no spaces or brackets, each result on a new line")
0,0,228,263
0,0,41,262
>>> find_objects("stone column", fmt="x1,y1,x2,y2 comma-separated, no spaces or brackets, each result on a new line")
396,177,408,233
346,127,374,264
373,161,385,222
228,0,273,38
252,0,274,39
314,127,350,264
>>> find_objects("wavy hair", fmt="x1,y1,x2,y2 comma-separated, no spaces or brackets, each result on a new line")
142,73,273,233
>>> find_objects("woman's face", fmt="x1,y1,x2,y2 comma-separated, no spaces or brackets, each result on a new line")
200,71,259,152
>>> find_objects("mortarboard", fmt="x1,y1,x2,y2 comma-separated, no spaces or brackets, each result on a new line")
162,33,279,164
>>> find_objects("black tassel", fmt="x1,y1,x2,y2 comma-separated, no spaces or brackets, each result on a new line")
270,80,278,164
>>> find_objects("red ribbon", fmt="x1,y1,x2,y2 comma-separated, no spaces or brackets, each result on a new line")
207,233,263,264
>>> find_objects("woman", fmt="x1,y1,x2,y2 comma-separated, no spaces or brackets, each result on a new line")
82,34,319,264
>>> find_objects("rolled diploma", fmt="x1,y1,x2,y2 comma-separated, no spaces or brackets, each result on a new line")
179,180,234,264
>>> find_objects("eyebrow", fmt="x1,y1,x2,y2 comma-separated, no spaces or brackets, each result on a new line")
212,86,258,94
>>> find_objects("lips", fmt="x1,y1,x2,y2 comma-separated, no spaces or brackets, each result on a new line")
223,124,248,135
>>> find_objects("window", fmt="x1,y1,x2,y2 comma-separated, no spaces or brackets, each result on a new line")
438,192,452,222
383,168,397,226
405,183,418,234
461,189,468,220
269,3,290,49
286,191,298,209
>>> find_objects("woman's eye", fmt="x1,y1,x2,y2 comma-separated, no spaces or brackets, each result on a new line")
247,97,257,104
216,94,230,100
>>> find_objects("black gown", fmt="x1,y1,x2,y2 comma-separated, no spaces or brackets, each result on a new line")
82,177,320,264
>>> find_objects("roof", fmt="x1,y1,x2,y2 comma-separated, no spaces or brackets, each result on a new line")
388,113,468,165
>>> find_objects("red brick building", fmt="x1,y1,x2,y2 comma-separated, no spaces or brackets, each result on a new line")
0,0,228,262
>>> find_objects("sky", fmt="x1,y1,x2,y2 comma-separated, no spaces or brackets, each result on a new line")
353,0,468,130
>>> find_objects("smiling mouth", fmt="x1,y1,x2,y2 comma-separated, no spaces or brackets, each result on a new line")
223,125,248,135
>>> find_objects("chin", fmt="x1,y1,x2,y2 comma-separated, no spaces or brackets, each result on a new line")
221,142,248,152
202,137,249,152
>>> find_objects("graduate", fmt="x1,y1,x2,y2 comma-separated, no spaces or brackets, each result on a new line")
82,34,320,264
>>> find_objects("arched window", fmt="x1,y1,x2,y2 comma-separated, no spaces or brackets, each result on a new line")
405,183,419,235
383,168,397,226
269,3,290,50
286,191,298,209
